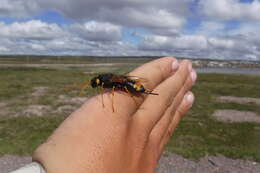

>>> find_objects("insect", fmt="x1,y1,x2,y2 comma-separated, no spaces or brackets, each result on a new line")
89,73,158,112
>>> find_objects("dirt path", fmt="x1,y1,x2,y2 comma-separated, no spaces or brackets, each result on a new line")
1,154,260,173
213,109,260,123
216,96,260,105
213,96,260,123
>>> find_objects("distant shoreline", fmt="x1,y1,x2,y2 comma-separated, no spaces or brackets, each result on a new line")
196,67,260,75
0,63,259,75
0,55,260,70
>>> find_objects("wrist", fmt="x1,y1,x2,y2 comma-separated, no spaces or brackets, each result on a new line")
32,138,81,173
11,162,46,173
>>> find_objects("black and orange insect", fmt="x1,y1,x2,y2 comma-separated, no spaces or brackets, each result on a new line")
89,73,158,112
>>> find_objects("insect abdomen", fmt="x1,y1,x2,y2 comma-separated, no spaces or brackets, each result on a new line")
125,81,144,93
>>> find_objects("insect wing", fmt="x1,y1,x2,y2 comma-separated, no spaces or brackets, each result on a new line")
64,80,90,91
125,75,149,83
109,75,127,83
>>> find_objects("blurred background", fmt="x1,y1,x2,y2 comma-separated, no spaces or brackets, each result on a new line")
0,0,260,172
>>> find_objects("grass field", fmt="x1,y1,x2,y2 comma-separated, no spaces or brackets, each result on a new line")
0,62,260,162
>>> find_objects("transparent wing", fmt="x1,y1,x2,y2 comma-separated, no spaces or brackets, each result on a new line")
64,80,90,92
125,75,149,83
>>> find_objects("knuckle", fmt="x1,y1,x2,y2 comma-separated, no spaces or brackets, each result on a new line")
149,132,161,146
182,59,191,65
154,59,173,81
176,107,186,117
183,81,191,93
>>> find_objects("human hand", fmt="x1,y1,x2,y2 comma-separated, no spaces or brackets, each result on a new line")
33,57,197,173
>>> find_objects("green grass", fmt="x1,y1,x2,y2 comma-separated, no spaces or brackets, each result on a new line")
0,116,65,155
0,67,93,101
167,73,260,161
0,66,260,161
0,55,153,64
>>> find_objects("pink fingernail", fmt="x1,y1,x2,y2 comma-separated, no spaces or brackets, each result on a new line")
172,60,179,71
185,92,194,106
191,69,197,84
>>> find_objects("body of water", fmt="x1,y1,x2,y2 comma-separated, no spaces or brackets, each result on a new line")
197,68,260,75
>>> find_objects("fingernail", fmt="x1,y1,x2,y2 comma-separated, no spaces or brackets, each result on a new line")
172,60,179,71
185,92,194,107
190,69,197,84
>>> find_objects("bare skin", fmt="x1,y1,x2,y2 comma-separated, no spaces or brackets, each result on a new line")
33,57,197,173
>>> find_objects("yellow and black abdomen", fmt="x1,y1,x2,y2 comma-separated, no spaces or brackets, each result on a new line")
125,80,158,95
125,81,145,93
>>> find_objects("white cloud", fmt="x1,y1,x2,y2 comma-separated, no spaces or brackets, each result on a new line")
121,8,185,29
138,29,260,60
196,21,226,36
0,0,189,33
0,46,9,52
0,0,39,18
173,35,208,49
0,0,260,60
208,38,234,49
0,20,67,40
70,21,122,41
199,0,260,21
139,35,208,51
30,43,46,51
0,20,128,55
245,54,258,60
230,22,260,39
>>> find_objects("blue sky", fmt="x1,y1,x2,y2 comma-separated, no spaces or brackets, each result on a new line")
0,0,260,60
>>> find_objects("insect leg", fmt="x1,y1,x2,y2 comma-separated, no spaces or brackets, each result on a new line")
144,89,159,95
124,86,138,106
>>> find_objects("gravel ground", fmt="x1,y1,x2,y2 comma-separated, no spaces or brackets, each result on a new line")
0,155,31,173
1,154,260,173
157,154,260,173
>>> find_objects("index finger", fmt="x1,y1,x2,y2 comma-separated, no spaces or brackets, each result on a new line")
128,57,178,91
93,57,179,116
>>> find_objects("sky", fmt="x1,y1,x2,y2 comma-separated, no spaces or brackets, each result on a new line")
0,0,260,61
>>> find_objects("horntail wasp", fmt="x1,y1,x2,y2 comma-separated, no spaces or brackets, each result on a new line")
73,73,158,112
